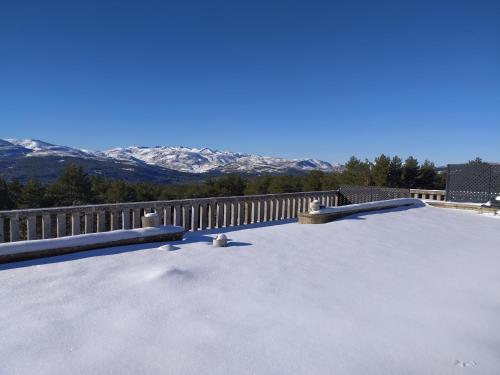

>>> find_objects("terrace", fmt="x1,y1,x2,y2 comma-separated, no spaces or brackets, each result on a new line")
0,178,498,374
0,187,444,262
0,197,499,374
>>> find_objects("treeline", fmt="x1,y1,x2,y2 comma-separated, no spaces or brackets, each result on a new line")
0,154,446,210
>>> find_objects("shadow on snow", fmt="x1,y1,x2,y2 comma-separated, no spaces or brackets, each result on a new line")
0,203,426,270
0,219,295,270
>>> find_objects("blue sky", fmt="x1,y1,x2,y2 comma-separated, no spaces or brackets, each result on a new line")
1,0,499,165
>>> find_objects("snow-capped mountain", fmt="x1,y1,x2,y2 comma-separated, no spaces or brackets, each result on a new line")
5,138,100,159
1,138,338,175
102,145,336,173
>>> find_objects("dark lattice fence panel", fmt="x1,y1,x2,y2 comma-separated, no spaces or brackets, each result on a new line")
338,186,410,206
446,163,500,203
493,166,500,198
372,187,412,201
338,186,371,205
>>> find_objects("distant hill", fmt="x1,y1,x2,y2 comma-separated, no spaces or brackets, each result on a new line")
0,138,340,183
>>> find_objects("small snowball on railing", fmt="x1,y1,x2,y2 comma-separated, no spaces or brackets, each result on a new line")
213,234,228,247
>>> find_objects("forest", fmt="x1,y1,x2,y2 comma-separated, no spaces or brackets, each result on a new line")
0,154,448,210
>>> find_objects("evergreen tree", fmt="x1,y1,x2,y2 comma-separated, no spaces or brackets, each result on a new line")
107,180,137,203
135,183,160,201
467,157,486,165
303,170,324,191
245,176,272,195
19,179,46,208
387,156,403,187
46,164,94,206
268,175,300,194
417,160,437,189
182,183,210,199
0,176,15,210
320,172,339,190
402,156,419,188
372,154,391,186
159,184,185,200
434,171,447,190
90,175,111,204
7,179,23,208
210,175,247,196
341,156,372,186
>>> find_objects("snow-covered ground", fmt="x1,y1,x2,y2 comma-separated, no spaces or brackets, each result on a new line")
1,204,499,375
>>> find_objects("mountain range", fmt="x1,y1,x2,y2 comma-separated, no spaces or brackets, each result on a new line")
0,138,339,183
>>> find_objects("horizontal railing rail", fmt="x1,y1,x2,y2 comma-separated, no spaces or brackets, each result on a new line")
0,188,446,244
0,190,340,243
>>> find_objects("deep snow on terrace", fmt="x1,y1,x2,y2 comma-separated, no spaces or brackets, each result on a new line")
0,205,499,375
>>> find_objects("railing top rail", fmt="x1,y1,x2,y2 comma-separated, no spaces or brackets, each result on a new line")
409,189,446,193
0,190,340,218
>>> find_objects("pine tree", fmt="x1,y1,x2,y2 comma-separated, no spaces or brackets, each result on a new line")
372,154,391,186
268,175,299,193
402,156,419,188
340,156,372,186
46,164,94,206
303,171,324,191
90,175,111,204
434,171,447,190
211,175,247,196
107,180,137,203
7,179,23,208
160,184,185,200
387,156,403,187
417,160,437,189
19,179,46,208
467,157,486,165
135,183,160,201
320,172,339,190
0,176,15,210
245,176,272,195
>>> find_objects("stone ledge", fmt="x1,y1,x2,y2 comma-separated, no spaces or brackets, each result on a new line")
0,228,184,264
426,201,498,214
298,200,418,224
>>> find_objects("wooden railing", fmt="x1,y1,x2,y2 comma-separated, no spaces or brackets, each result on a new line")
409,189,446,201
0,190,339,243
0,188,447,243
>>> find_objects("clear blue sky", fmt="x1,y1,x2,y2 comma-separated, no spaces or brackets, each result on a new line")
1,0,499,165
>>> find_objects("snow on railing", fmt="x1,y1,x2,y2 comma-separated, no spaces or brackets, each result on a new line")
0,188,446,243
0,191,339,243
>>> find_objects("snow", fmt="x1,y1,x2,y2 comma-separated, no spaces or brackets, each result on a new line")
1,204,499,374
102,145,337,173
315,198,422,214
0,226,184,256
4,138,99,159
